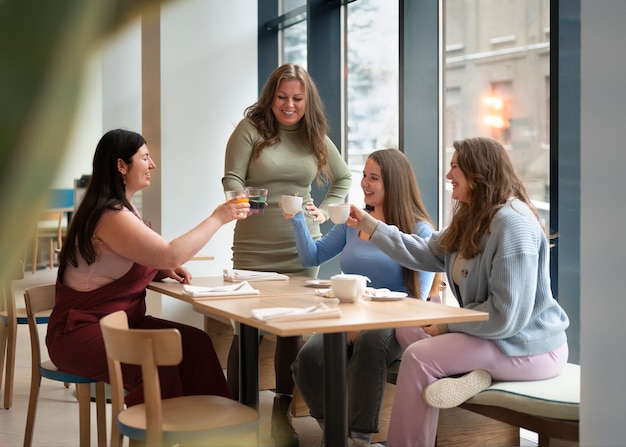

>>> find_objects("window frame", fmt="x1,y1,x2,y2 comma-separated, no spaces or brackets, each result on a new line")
257,0,581,363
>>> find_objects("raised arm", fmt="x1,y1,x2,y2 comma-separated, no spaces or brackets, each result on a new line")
97,199,249,270
348,204,445,273
289,211,347,267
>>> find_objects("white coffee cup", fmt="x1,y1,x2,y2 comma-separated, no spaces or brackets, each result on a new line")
328,203,350,224
330,274,370,303
281,195,303,214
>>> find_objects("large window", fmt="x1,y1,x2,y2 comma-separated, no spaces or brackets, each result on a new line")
345,0,399,205
273,0,551,228
281,0,307,66
263,0,576,364
443,0,551,230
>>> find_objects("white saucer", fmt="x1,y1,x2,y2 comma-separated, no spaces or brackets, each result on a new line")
367,291,408,301
305,279,332,287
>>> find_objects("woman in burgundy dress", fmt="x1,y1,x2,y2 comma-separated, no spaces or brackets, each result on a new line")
47,129,249,406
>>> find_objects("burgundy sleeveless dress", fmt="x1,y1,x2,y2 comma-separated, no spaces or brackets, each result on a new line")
47,262,231,406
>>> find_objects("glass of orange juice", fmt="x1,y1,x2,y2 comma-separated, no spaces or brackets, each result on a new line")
225,189,249,203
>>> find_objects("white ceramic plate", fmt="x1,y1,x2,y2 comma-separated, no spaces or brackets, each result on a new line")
367,292,408,301
305,279,332,288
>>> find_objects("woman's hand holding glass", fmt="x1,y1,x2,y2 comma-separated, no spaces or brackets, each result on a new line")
214,195,250,223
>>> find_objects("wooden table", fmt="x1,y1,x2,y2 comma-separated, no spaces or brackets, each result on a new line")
149,277,488,447
147,275,313,304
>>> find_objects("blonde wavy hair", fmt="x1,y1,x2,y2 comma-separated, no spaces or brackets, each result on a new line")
245,63,331,184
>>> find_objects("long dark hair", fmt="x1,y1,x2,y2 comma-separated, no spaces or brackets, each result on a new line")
367,149,442,299
60,129,146,267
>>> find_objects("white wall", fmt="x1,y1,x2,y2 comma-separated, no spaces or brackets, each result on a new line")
102,21,143,133
158,0,257,324
61,0,257,326
51,16,144,190
50,50,103,189
159,0,257,272
580,0,626,444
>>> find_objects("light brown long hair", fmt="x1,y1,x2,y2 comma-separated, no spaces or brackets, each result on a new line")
367,149,442,299
440,137,540,259
245,63,331,184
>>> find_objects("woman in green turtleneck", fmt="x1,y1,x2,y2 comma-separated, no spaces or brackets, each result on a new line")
222,63,351,447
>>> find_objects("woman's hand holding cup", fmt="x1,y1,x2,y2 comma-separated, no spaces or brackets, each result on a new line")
280,194,303,220
346,204,366,227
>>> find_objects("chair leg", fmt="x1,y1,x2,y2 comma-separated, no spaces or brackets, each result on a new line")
0,326,7,410
3,319,17,409
76,383,91,447
23,373,42,447
95,382,107,447
0,322,6,394
48,239,54,270
31,237,39,274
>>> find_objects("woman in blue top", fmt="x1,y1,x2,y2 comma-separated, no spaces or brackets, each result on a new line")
348,137,570,447
286,149,440,447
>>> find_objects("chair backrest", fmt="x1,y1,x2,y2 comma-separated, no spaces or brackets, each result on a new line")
1,260,24,320
99,310,182,445
23,284,56,373
35,210,64,243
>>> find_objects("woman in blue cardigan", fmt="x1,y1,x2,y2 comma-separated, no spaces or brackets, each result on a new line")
348,137,570,447
286,148,440,447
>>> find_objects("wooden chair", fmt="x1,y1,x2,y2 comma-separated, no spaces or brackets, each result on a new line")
0,260,53,409
100,310,260,447
23,284,107,447
30,210,65,273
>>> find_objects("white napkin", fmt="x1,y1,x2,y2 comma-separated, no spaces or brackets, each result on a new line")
364,287,391,297
182,281,260,298
223,268,289,282
251,303,342,322
314,288,336,298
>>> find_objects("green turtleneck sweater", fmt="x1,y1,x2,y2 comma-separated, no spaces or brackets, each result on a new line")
223,118,352,275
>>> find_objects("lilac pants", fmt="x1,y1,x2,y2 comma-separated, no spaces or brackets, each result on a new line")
387,326,569,447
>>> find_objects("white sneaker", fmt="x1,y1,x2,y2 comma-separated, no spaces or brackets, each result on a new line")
347,437,384,447
321,437,383,447
422,369,492,409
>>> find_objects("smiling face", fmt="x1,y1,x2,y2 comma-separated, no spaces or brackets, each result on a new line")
271,79,306,126
361,158,385,210
117,144,155,198
446,151,469,202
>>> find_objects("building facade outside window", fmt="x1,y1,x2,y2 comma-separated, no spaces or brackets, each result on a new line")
277,0,550,229
443,0,551,230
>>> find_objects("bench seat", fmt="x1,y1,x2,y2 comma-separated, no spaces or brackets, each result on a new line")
464,363,579,420
387,361,580,447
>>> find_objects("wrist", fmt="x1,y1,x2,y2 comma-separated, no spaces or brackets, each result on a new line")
356,212,378,236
